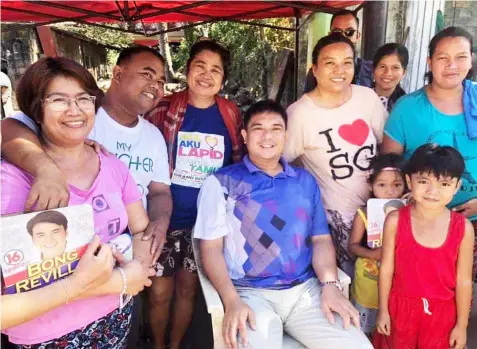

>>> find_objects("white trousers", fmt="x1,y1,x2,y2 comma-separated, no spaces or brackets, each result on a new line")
236,278,373,349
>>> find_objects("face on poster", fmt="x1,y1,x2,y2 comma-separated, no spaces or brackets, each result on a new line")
367,198,406,248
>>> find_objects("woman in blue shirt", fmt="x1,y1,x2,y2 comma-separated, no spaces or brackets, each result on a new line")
145,39,244,349
382,26,477,271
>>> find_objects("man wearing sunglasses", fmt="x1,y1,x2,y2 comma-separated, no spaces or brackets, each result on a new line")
304,9,373,93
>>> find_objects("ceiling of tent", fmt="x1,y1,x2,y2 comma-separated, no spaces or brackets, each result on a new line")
1,1,363,35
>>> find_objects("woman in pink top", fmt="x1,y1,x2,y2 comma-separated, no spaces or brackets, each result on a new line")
1,57,155,348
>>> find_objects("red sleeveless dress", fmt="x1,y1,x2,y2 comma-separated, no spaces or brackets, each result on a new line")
373,205,465,349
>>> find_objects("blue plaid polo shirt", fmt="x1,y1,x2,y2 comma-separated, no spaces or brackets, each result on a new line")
194,155,329,289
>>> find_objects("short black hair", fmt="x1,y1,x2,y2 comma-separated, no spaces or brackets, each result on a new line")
405,144,465,180
368,153,407,184
116,46,165,66
331,10,359,29
426,26,474,83
312,32,356,65
26,211,69,236
186,39,230,84
373,43,409,70
243,99,287,129
383,200,405,212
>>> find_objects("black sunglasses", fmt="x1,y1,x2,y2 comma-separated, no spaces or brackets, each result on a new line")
331,29,357,38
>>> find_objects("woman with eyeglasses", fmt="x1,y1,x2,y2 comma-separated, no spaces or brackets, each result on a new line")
373,43,409,113
285,33,388,277
1,57,156,348
145,39,244,349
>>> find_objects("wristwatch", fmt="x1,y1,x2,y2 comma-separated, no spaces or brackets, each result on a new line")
320,279,344,292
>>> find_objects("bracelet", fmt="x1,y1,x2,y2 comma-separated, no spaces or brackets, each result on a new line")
62,279,69,304
320,280,344,293
117,267,127,310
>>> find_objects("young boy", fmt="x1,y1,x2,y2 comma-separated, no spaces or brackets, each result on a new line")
375,144,474,349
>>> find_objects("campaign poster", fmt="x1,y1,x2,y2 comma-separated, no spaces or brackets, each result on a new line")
367,198,406,249
0,205,94,294
172,131,225,188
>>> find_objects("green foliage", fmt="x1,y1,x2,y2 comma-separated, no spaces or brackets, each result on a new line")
106,50,120,67
172,19,294,99
55,19,295,98
55,23,134,65
171,28,197,75
262,18,294,51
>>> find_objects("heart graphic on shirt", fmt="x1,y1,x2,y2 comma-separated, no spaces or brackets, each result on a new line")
338,119,369,146
205,136,218,149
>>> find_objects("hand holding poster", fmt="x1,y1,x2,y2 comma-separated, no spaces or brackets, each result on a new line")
1,205,94,294
366,198,406,249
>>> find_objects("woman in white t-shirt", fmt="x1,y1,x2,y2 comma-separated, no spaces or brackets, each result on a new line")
284,33,388,276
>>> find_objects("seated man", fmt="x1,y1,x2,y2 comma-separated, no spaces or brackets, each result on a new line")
194,100,372,349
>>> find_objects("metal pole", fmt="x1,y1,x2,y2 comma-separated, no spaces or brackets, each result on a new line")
294,9,300,102
147,5,284,36
269,1,338,14
296,12,314,31
1,5,145,35
28,1,122,21
1,9,124,29
132,1,212,21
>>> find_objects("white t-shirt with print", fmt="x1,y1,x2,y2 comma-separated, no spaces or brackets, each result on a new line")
89,107,170,208
9,108,171,208
284,85,388,221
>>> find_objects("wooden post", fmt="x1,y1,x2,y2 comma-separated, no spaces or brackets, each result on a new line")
293,9,300,101
362,1,388,60
36,26,58,57
268,49,293,102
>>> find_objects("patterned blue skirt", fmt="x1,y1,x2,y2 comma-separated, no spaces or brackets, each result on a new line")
15,301,133,349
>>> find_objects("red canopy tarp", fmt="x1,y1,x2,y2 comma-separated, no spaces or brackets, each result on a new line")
1,0,364,100
1,1,362,29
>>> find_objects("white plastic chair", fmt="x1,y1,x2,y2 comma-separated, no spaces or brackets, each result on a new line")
192,237,351,349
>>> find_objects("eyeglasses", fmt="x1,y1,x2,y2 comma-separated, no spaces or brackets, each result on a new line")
42,95,96,112
331,29,357,38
